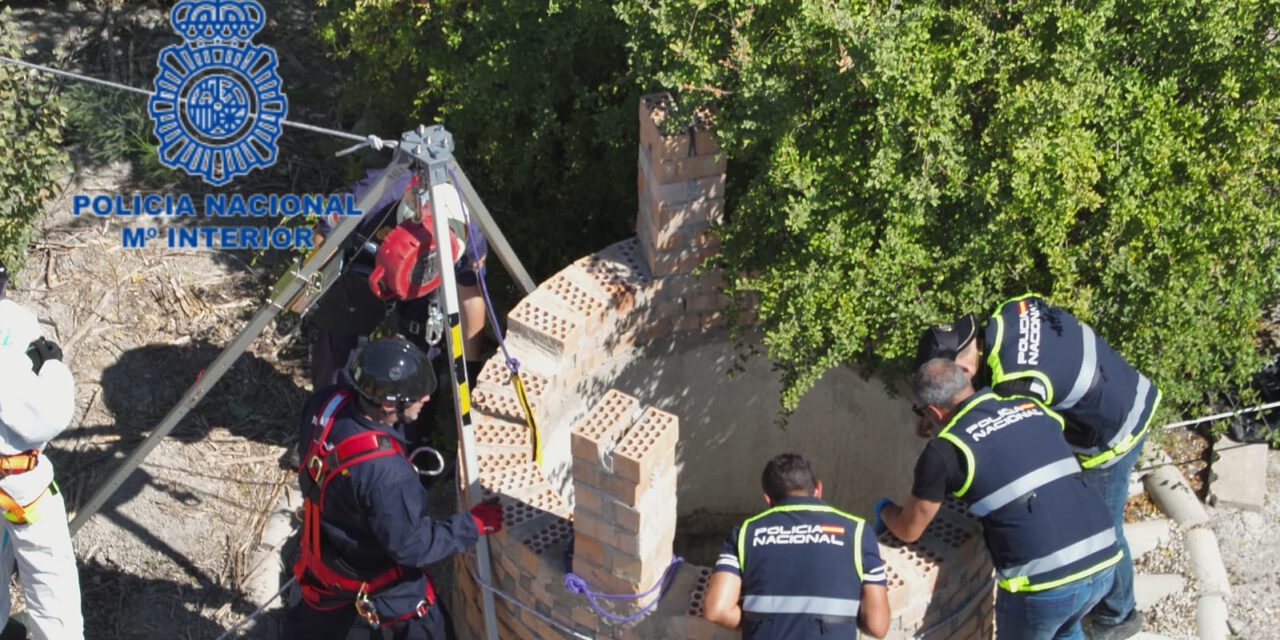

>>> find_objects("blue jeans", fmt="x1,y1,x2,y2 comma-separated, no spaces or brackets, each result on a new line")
1081,435,1145,624
996,566,1116,639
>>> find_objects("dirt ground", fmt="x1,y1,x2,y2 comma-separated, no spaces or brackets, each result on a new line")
5,2,351,638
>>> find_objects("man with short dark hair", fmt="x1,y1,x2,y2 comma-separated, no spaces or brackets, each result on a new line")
916,294,1158,638
704,453,889,639
285,336,503,639
882,359,1120,639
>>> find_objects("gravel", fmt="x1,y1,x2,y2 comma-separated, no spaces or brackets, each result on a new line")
1134,523,1198,639
1205,449,1280,639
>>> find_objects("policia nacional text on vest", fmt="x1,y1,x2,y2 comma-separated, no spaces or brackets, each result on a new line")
938,392,1122,593
985,294,1162,470
731,498,878,637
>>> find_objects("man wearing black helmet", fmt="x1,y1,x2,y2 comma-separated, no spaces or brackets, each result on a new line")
915,294,1160,640
286,336,503,639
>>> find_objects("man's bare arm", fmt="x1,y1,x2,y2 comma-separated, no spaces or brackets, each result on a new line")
883,496,942,543
703,571,743,630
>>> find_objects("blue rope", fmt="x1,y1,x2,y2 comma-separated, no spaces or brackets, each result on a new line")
561,539,685,625
447,168,521,376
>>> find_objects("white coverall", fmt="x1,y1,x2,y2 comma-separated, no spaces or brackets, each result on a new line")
0,298,83,640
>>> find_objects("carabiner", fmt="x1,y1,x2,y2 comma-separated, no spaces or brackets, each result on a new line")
354,583,380,628
409,447,446,477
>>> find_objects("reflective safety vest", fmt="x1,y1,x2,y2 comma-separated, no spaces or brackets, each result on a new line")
984,294,1162,469
293,389,436,624
734,499,868,632
938,392,1122,593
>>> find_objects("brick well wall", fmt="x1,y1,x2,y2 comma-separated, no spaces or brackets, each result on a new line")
451,94,994,639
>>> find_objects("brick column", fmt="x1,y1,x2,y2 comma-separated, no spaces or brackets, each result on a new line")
570,389,680,614
636,93,731,334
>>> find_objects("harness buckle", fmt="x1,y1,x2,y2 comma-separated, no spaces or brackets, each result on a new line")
306,455,325,483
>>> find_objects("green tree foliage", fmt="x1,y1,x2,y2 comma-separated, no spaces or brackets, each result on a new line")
0,8,66,273
315,0,639,280
618,1,1280,413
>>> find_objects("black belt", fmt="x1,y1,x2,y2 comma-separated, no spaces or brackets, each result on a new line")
742,611,858,626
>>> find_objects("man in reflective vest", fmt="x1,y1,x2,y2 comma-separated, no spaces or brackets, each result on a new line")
704,453,889,639
916,294,1158,638
0,259,83,640
284,336,503,639
882,359,1120,639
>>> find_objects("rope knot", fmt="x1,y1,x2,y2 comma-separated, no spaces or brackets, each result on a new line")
563,573,589,595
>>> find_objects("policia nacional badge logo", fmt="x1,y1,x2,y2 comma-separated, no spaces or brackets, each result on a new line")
148,0,288,186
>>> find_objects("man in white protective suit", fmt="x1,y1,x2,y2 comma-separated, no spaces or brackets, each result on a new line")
0,259,83,640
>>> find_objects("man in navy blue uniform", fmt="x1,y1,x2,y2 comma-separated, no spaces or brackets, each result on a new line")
916,294,1158,639
285,337,503,639
882,359,1120,639
704,453,889,639
309,170,490,393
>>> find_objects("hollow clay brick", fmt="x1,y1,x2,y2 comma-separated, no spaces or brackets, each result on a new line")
580,237,652,300
479,461,545,498
571,389,642,462
476,449,529,476
638,237,687,277
686,293,729,314
701,312,728,330
476,355,551,396
470,415,533,453
652,152,728,185
672,313,704,333
639,185,725,230
638,148,727,207
607,451,676,505
636,200,720,254
612,407,679,483
508,295,584,359
541,271,609,329
638,93,721,162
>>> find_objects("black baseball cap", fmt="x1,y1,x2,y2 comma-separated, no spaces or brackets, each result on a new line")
915,313,978,368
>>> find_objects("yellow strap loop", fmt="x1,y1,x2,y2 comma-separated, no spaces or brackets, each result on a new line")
510,371,542,465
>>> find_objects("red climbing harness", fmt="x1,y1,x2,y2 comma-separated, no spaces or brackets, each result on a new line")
292,389,436,625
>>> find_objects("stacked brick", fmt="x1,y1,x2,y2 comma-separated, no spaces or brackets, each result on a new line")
570,392,679,612
450,93,996,638
634,93,732,336
876,498,995,639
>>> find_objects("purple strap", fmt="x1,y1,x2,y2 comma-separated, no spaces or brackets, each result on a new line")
447,168,521,375
562,555,684,624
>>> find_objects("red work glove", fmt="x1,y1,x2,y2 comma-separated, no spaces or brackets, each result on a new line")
470,497,503,535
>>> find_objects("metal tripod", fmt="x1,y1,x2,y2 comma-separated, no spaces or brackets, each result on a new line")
68,125,524,640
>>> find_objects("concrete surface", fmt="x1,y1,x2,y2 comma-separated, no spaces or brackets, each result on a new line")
591,335,922,522
1205,449,1280,639
1184,528,1231,598
1134,573,1186,611
1208,441,1269,512
1145,464,1211,529
1196,594,1230,640
1125,519,1171,562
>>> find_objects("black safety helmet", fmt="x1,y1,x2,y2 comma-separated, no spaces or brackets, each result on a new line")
351,336,437,403
915,312,978,368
